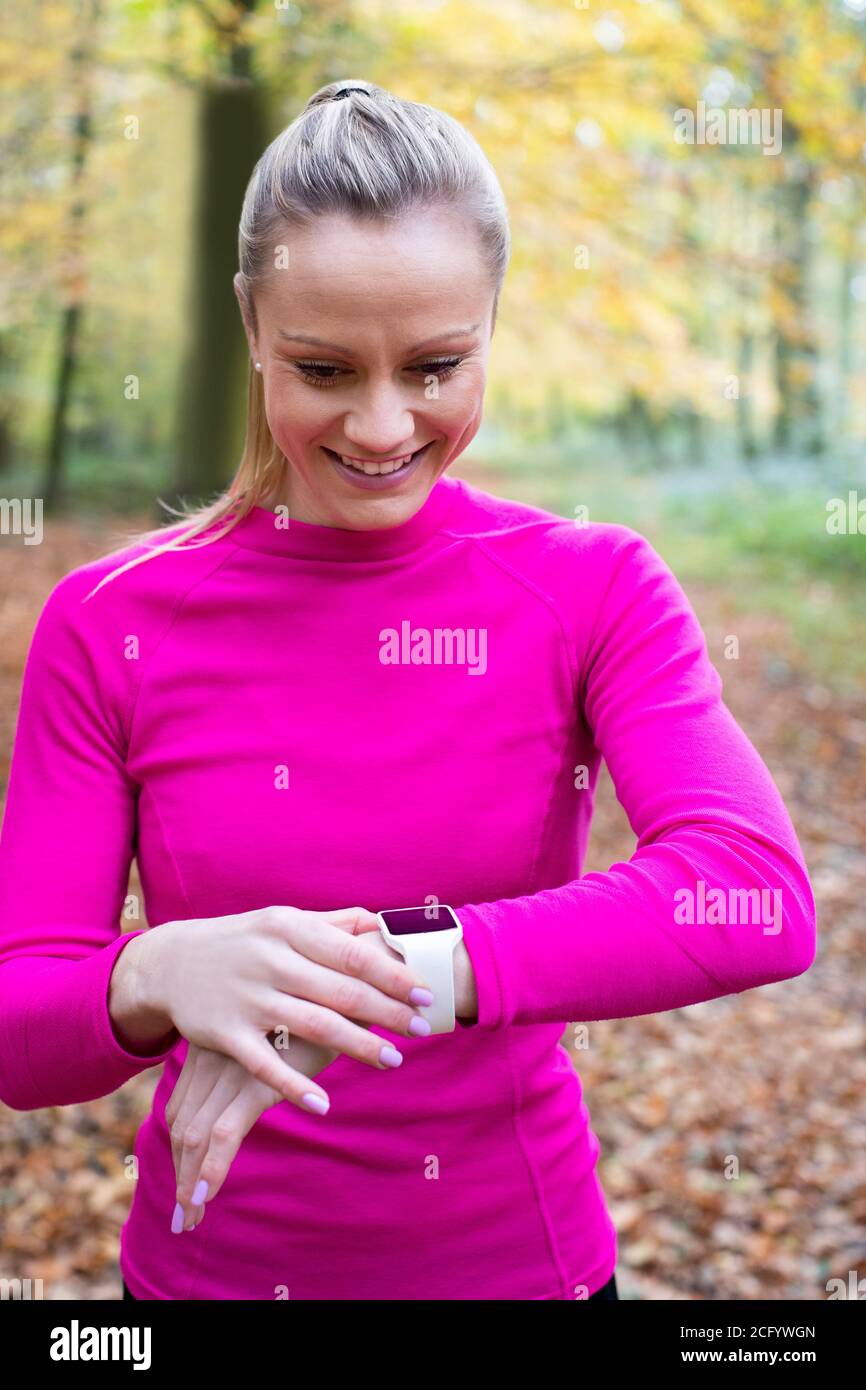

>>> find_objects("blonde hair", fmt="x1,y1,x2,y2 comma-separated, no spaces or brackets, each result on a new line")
85,78,510,601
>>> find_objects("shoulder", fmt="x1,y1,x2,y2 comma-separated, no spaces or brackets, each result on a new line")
446,479,696,679
18,519,241,745
447,475,659,594
39,516,237,628
24,518,239,709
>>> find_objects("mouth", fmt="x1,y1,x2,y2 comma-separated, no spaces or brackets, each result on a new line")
322,442,434,489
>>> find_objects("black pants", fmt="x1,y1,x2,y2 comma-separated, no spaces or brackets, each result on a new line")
122,1272,619,1301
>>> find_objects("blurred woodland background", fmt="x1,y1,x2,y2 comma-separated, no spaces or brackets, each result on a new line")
0,0,864,1299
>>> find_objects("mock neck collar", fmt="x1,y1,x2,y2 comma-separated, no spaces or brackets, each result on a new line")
225,473,462,562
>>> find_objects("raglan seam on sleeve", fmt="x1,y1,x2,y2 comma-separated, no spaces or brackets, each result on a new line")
140,785,197,921
456,522,650,716
26,574,129,777
456,534,589,898
118,540,273,928
463,535,581,692
122,545,245,758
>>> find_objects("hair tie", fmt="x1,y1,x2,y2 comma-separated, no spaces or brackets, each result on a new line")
333,86,369,100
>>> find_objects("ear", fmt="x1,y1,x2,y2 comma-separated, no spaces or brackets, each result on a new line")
234,273,258,361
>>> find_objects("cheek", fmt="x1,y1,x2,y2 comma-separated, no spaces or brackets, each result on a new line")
432,371,485,432
264,384,330,442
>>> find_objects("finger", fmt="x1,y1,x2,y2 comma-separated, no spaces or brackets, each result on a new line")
229,1030,332,1112
166,1043,219,1134
167,1051,225,1177
272,908,431,1007
175,1067,249,1224
264,991,408,1071
318,906,381,934
167,1050,225,1228
270,951,426,1038
333,914,382,937
163,1041,198,1129
191,1086,277,1208
269,923,433,1034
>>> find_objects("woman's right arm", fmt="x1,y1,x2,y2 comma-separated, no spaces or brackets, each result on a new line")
0,570,430,1112
0,572,183,1111
120,903,433,1107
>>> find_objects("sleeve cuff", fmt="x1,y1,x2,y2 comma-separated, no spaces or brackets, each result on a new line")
455,904,507,1030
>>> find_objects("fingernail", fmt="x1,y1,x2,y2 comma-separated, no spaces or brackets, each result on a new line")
409,1015,432,1036
379,1044,403,1067
192,1179,208,1205
171,1201,184,1234
410,987,434,1006
302,1092,330,1114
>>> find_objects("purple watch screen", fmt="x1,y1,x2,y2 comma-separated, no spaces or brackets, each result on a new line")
380,907,456,935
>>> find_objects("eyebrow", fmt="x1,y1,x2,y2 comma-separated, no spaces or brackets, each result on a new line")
276,324,482,354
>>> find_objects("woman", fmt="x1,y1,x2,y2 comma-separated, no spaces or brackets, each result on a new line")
0,80,816,1301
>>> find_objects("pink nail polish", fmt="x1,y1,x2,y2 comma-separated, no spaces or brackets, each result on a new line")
379,1044,403,1067
302,1092,330,1114
171,1201,184,1234
192,1178,208,1205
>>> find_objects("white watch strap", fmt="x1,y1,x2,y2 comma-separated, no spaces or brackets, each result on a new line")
389,929,461,1033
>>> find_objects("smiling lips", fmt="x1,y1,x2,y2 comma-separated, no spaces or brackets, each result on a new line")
329,446,427,476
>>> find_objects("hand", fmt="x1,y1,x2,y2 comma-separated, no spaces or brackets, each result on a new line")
165,1033,338,1233
138,904,435,1112
165,932,473,1231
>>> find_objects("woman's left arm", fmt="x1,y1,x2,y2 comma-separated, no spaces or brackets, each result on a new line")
454,528,817,1031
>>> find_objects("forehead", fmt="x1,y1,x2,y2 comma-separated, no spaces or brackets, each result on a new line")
258,208,491,336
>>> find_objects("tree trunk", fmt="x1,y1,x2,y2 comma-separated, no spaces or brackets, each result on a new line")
43,0,101,511
736,328,758,465
170,17,269,512
771,168,823,456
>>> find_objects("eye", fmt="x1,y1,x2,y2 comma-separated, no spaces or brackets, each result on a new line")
416,357,463,381
293,362,345,386
291,357,465,388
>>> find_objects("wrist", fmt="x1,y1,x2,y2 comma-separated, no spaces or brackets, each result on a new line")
453,940,478,1024
109,931,178,1054
130,927,169,1016
380,926,477,1027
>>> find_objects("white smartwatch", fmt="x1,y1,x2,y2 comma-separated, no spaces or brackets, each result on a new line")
375,904,464,1034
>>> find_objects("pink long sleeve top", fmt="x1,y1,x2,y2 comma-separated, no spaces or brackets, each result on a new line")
0,473,816,1299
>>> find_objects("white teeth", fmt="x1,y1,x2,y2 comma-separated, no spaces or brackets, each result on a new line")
339,453,414,475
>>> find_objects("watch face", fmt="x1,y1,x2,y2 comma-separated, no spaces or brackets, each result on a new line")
379,906,457,935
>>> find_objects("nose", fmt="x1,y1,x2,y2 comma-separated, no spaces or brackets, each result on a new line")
341,380,415,458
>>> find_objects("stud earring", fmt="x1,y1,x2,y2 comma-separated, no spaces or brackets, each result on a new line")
255,362,262,371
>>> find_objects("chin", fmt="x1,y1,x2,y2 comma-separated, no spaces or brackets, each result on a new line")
334,492,423,525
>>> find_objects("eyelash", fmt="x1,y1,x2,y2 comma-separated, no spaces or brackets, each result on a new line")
291,357,465,388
